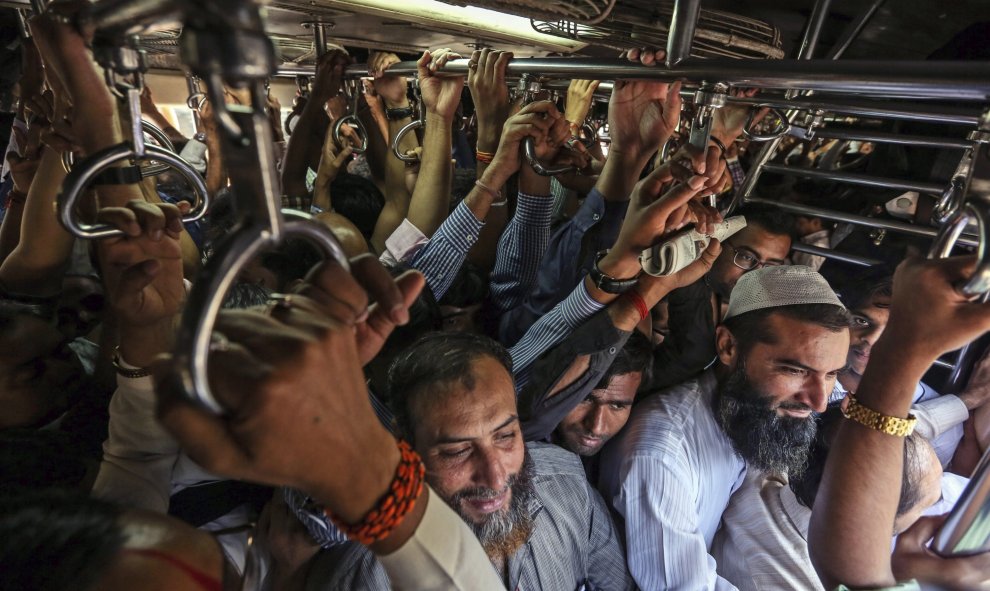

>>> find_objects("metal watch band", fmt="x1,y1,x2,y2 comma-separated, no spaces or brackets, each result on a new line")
841,394,917,437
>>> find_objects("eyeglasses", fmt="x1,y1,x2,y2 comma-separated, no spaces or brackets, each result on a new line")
726,243,784,271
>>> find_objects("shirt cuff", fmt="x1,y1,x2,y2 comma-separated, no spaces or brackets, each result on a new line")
571,188,607,232
559,280,606,329
515,192,554,227
442,200,486,254
912,395,970,439
382,218,430,266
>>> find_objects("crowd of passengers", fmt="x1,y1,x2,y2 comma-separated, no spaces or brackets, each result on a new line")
2,11,990,591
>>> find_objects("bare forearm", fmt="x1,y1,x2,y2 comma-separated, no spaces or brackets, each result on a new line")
370,112,417,252
810,337,932,589
594,149,650,202
282,105,330,197
0,199,25,263
407,114,453,237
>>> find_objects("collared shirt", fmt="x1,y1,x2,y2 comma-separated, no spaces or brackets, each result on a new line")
711,471,825,591
498,188,628,346
598,369,746,591
489,192,555,314
303,442,633,591
519,308,632,442
726,157,746,199
790,229,832,271
407,200,484,300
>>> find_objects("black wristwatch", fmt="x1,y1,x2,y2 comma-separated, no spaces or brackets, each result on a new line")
588,250,640,294
385,106,415,121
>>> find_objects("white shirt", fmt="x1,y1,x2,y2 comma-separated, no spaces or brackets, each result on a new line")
598,370,746,590
711,471,823,591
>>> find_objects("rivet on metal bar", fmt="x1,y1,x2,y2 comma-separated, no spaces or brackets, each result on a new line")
742,107,791,142
929,199,990,297
392,79,423,163
57,37,209,240
331,79,368,155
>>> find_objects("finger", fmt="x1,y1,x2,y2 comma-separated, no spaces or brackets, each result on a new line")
674,239,722,284
652,175,708,220
332,144,353,170
636,160,679,198
95,207,141,237
896,514,947,547
130,200,168,241
626,48,640,63
298,259,371,324
494,51,512,87
360,270,426,345
478,48,492,77
517,100,561,119
213,311,317,367
704,146,721,185
640,49,656,66
349,253,408,325
416,51,431,80
468,49,481,85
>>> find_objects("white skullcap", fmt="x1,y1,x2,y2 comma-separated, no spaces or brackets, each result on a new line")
724,265,844,320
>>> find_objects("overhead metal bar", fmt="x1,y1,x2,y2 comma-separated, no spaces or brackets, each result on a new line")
803,127,972,150
790,242,880,267
349,58,990,101
826,0,886,60
726,95,981,126
795,0,834,61
665,0,702,67
744,196,979,247
759,163,946,195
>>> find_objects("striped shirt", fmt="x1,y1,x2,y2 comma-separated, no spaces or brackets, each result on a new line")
598,370,746,591
489,193,555,313
302,443,633,591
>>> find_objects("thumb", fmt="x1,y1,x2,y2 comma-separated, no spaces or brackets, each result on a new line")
896,513,947,549
672,239,722,286
113,259,160,312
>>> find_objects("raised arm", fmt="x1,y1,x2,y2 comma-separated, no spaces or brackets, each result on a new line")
810,256,990,590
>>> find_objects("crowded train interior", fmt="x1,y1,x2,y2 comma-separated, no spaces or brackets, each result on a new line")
0,0,989,589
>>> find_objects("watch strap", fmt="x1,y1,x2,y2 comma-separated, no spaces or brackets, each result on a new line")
589,250,640,294
842,394,917,437
385,106,415,121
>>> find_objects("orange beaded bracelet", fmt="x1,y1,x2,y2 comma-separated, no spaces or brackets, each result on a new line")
326,439,425,545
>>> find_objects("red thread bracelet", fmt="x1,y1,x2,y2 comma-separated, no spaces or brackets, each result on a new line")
326,439,425,546
476,150,495,164
625,291,650,322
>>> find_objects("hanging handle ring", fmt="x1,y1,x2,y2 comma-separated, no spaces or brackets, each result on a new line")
929,199,990,297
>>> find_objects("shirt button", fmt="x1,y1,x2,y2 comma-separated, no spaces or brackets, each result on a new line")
608,347,617,355
592,214,601,221
467,234,476,243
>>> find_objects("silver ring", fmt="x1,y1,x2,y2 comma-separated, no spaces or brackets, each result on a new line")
209,333,230,353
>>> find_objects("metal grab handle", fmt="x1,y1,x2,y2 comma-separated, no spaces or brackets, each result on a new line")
578,122,598,148
174,210,350,413
58,143,209,239
331,114,368,155
62,120,179,175
743,107,791,142
523,137,578,177
932,444,990,556
929,200,990,296
934,152,973,225
391,119,423,163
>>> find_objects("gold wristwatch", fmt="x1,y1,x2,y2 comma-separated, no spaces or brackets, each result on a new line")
841,394,917,437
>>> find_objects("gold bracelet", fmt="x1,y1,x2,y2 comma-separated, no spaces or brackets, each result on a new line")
841,394,917,437
112,346,152,379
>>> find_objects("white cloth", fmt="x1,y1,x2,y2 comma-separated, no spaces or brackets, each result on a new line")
711,471,824,591
379,218,429,267
598,370,746,591
790,229,831,271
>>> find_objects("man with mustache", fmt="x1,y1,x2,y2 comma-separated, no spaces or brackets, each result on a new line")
309,332,633,590
598,265,851,590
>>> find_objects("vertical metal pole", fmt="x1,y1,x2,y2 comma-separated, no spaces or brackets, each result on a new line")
314,23,328,58
29,0,46,15
826,0,885,60
665,0,702,68
796,0,834,60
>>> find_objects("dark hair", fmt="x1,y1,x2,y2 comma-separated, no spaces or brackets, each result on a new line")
329,173,385,242
0,430,90,495
222,281,273,309
595,330,653,390
722,303,852,355
438,262,488,308
387,332,513,440
0,491,125,591
735,205,797,240
841,274,893,312
791,410,927,520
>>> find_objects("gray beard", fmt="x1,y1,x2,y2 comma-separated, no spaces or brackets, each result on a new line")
715,363,818,476
447,451,537,559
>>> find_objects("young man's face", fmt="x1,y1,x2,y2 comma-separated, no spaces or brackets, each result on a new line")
708,225,792,300
554,372,641,457
847,292,891,376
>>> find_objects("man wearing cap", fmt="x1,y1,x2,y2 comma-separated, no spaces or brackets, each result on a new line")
598,266,851,591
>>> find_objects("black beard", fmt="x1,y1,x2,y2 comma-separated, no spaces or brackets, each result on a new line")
715,363,818,476
448,451,537,559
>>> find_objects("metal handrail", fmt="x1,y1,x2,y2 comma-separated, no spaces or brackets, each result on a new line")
62,119,178,175
331,80,368,155
928,199,990,296
58,144,209,239
391,119,423,163
743,107,790,142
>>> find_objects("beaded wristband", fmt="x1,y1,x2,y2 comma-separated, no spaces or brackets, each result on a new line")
327,439,425,545
625,291,650,322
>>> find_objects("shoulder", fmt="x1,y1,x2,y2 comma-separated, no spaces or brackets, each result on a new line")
527,441,587,478
307,542,391,591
